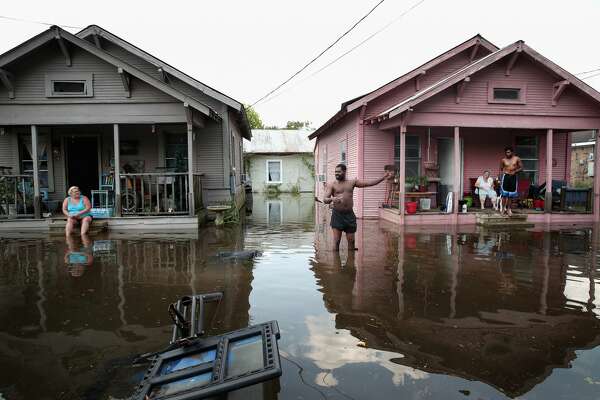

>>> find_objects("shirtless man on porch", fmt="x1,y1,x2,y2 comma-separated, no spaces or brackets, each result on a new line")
324,164,392,251
499,146,523,217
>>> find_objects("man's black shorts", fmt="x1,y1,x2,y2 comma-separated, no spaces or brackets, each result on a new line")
330,209,357,233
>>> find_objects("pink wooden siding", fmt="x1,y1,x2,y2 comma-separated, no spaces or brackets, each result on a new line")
418,56,600,118
362,124,394,217
539,131,569,182
315,112,359,207
364,49,481,119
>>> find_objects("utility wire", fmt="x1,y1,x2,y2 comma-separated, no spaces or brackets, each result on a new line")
582,71,600,80
250,0,386,107
0,15,83,30
575,68,600,76
259,0,426,105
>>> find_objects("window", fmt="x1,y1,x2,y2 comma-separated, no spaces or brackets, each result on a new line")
266,160,282,183
165,133,188,171
19,133,54,191
45,73,93,97
267,201,283,224
488,81,526,104
394,133,421,178
515,136,538,183
339,140,347,164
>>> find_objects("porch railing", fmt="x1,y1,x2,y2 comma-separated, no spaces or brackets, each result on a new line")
120,173,191,216
0,174,35,219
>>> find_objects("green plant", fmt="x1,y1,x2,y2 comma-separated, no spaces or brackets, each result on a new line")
290,184,301,196
300,155,315,178
418,175,428,186
265,184,281,198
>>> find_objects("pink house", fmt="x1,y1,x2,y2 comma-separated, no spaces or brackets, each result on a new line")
310,35,600,225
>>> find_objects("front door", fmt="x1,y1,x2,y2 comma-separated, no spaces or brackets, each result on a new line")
65,136,99,198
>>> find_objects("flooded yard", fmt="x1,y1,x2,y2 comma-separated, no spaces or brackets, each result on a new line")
1,193,600,399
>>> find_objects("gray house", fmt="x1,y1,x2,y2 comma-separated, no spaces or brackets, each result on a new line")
0,25,250,227
244,129,314,193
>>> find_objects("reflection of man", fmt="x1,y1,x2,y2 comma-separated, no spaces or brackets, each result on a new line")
323,164,392,251
499,147,523,217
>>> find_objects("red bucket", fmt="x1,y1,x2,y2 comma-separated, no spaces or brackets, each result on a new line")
405,201,418,214
533,199,544,209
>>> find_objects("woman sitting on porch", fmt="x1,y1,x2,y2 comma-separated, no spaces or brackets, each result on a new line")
62,186,92,236
475,171,498,211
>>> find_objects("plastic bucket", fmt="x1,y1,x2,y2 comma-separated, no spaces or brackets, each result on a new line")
419,198,431,210
406,201,418,214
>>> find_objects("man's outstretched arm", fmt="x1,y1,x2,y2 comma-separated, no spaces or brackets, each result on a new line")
355,171,392,188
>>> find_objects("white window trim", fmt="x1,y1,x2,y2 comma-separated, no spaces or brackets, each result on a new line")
45,73,94,98
266,159,283,184
266,200,283,224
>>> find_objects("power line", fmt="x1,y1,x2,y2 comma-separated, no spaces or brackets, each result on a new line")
582,71,600,80
575,68,600,76
258,0,426,106
0,15,83,30
250,0,386,107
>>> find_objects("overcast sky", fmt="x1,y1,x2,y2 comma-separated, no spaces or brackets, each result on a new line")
1,0,599,128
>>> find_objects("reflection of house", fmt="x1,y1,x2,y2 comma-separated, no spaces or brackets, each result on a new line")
312,217,600,397
570,130,595,187
310,35,600,225
0,228,255,398
0,25,250,225
244,129,314,193
249,193,315,225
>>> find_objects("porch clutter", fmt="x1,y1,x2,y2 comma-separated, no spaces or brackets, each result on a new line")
207,205,231,226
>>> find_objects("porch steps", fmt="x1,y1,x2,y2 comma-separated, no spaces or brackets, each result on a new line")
475,212,534,229
48,218,108,235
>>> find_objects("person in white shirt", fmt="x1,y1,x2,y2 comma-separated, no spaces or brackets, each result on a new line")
475,170,498,210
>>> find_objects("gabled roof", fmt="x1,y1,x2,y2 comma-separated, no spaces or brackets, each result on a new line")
309,34,498,140
376,41,600,122
76,25,243,111
0,26,220,121
244,129,314,153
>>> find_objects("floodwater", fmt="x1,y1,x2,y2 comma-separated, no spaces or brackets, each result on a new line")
1,192,600,399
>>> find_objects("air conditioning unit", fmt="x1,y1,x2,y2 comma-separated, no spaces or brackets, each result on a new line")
317,174,326,182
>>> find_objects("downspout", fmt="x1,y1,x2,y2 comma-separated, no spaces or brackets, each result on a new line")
358,105,367,218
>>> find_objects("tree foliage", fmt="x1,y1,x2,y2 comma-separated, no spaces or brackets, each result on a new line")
244,105,264,129
285,120,311,130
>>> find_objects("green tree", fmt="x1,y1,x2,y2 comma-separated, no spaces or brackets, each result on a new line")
245,105,264,129
285,120,311,130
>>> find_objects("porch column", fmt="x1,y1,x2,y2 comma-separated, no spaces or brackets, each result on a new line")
187,121,195,216
594,129,600,222
545,129,553,213
453,127,460,215
113,124,121,217
399,124,406,223
31,125,41,219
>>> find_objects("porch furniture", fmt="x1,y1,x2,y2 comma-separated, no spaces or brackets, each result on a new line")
559,188,593,211
470,177,500,209
207,205,231,226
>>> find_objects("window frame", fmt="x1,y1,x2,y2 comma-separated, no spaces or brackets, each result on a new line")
339,140,347,165
19,133,54,192
164,132,188,171
45,73,94,98
488,81,527,104
394,133,421,178
514,135,538,183
266,159,283,184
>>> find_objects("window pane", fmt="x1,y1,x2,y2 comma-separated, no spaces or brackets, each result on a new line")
267,202,282,224
520,171,536,184
515,136,536,146
405,136,419,146
268,161,281,182
522,160,538,171
515,146,537,159
39,172,49,188
494,88,520,100
53,81,85,94
406,160,419,178
22,161,33,172
406,147,419,158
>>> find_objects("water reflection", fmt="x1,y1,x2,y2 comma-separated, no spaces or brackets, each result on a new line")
249,193,315,225
0,225,260,400
312,207,600,398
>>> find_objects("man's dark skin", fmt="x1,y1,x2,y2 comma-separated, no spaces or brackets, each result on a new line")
324,166,392,251
499,148,523,216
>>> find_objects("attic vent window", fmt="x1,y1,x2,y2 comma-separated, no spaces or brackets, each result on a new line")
45,73,93,97
488,81,526,104
494,88,520,100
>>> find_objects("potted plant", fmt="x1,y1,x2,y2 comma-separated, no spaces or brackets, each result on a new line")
418,176,428,192
405,177,416,193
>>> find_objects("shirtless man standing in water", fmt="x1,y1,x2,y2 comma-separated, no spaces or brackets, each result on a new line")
499,146,523,217
324,164,392,251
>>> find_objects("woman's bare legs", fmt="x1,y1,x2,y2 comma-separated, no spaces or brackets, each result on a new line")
65,217,76,236
80,216,92,235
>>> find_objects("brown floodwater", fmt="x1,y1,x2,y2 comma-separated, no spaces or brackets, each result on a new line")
1,193,600,399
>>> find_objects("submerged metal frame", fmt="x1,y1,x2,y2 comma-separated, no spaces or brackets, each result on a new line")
168,292,223,344
132,320,282,400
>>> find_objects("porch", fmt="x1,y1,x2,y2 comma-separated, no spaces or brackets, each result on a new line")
375,124,598,225
0,123,210,223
